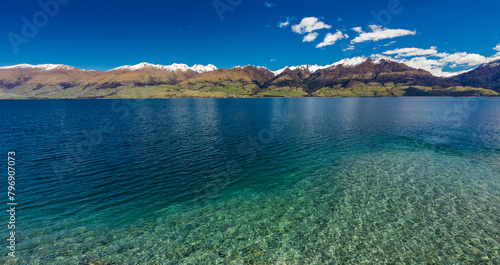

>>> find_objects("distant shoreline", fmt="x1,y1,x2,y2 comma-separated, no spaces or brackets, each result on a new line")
2,58,499,99
1,95,499,100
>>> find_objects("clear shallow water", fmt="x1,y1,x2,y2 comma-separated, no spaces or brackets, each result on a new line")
1,98,499,264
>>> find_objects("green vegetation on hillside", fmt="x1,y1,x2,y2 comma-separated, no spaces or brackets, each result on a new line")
0,83,498,99
312,83,499,97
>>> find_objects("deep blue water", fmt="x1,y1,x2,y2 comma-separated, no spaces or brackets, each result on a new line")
1,98,499,264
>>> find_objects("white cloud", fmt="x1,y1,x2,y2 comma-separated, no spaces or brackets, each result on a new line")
342,45,355,51
278,17,294,28
303,32,319,42
403,57,447,73
493,44,500,59
265,2,276,8
403,57,475,77
292,17,331,34
352,27,363,33
351,25,416,44
371,54,457,77
383,41,397,47
316,31,348,48
491,44,500,60
383,46,439,58
440,52,487,66
372,46,489,77
279,21,290,28
370,54,397,62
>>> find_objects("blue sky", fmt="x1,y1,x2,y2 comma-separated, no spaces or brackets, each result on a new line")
1,0,499,75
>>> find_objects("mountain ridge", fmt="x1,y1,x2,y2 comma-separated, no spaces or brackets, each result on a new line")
448,58,500,92
1,58,499,99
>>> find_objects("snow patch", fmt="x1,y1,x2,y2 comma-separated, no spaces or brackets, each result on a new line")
330,57,368,67
190,64,217,73
271,65,328,76
0,64,78,71
231,65,269,71
110,62,218,73
484,57,500,67
271,57,368,76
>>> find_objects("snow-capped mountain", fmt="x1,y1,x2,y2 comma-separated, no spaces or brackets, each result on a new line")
271,57,369,75
450,57,500,91
484,57,500,67
0,64,100,87
329,57,369,68
0,64,82,71
232,65,270,71
0,57,498,98
110,62,217,73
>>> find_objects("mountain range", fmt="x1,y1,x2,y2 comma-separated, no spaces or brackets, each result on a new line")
1,57,499,99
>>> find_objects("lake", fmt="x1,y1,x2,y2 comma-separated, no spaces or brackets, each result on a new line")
1,98,499,264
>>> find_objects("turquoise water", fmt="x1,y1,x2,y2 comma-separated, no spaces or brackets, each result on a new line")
1,98,499,264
